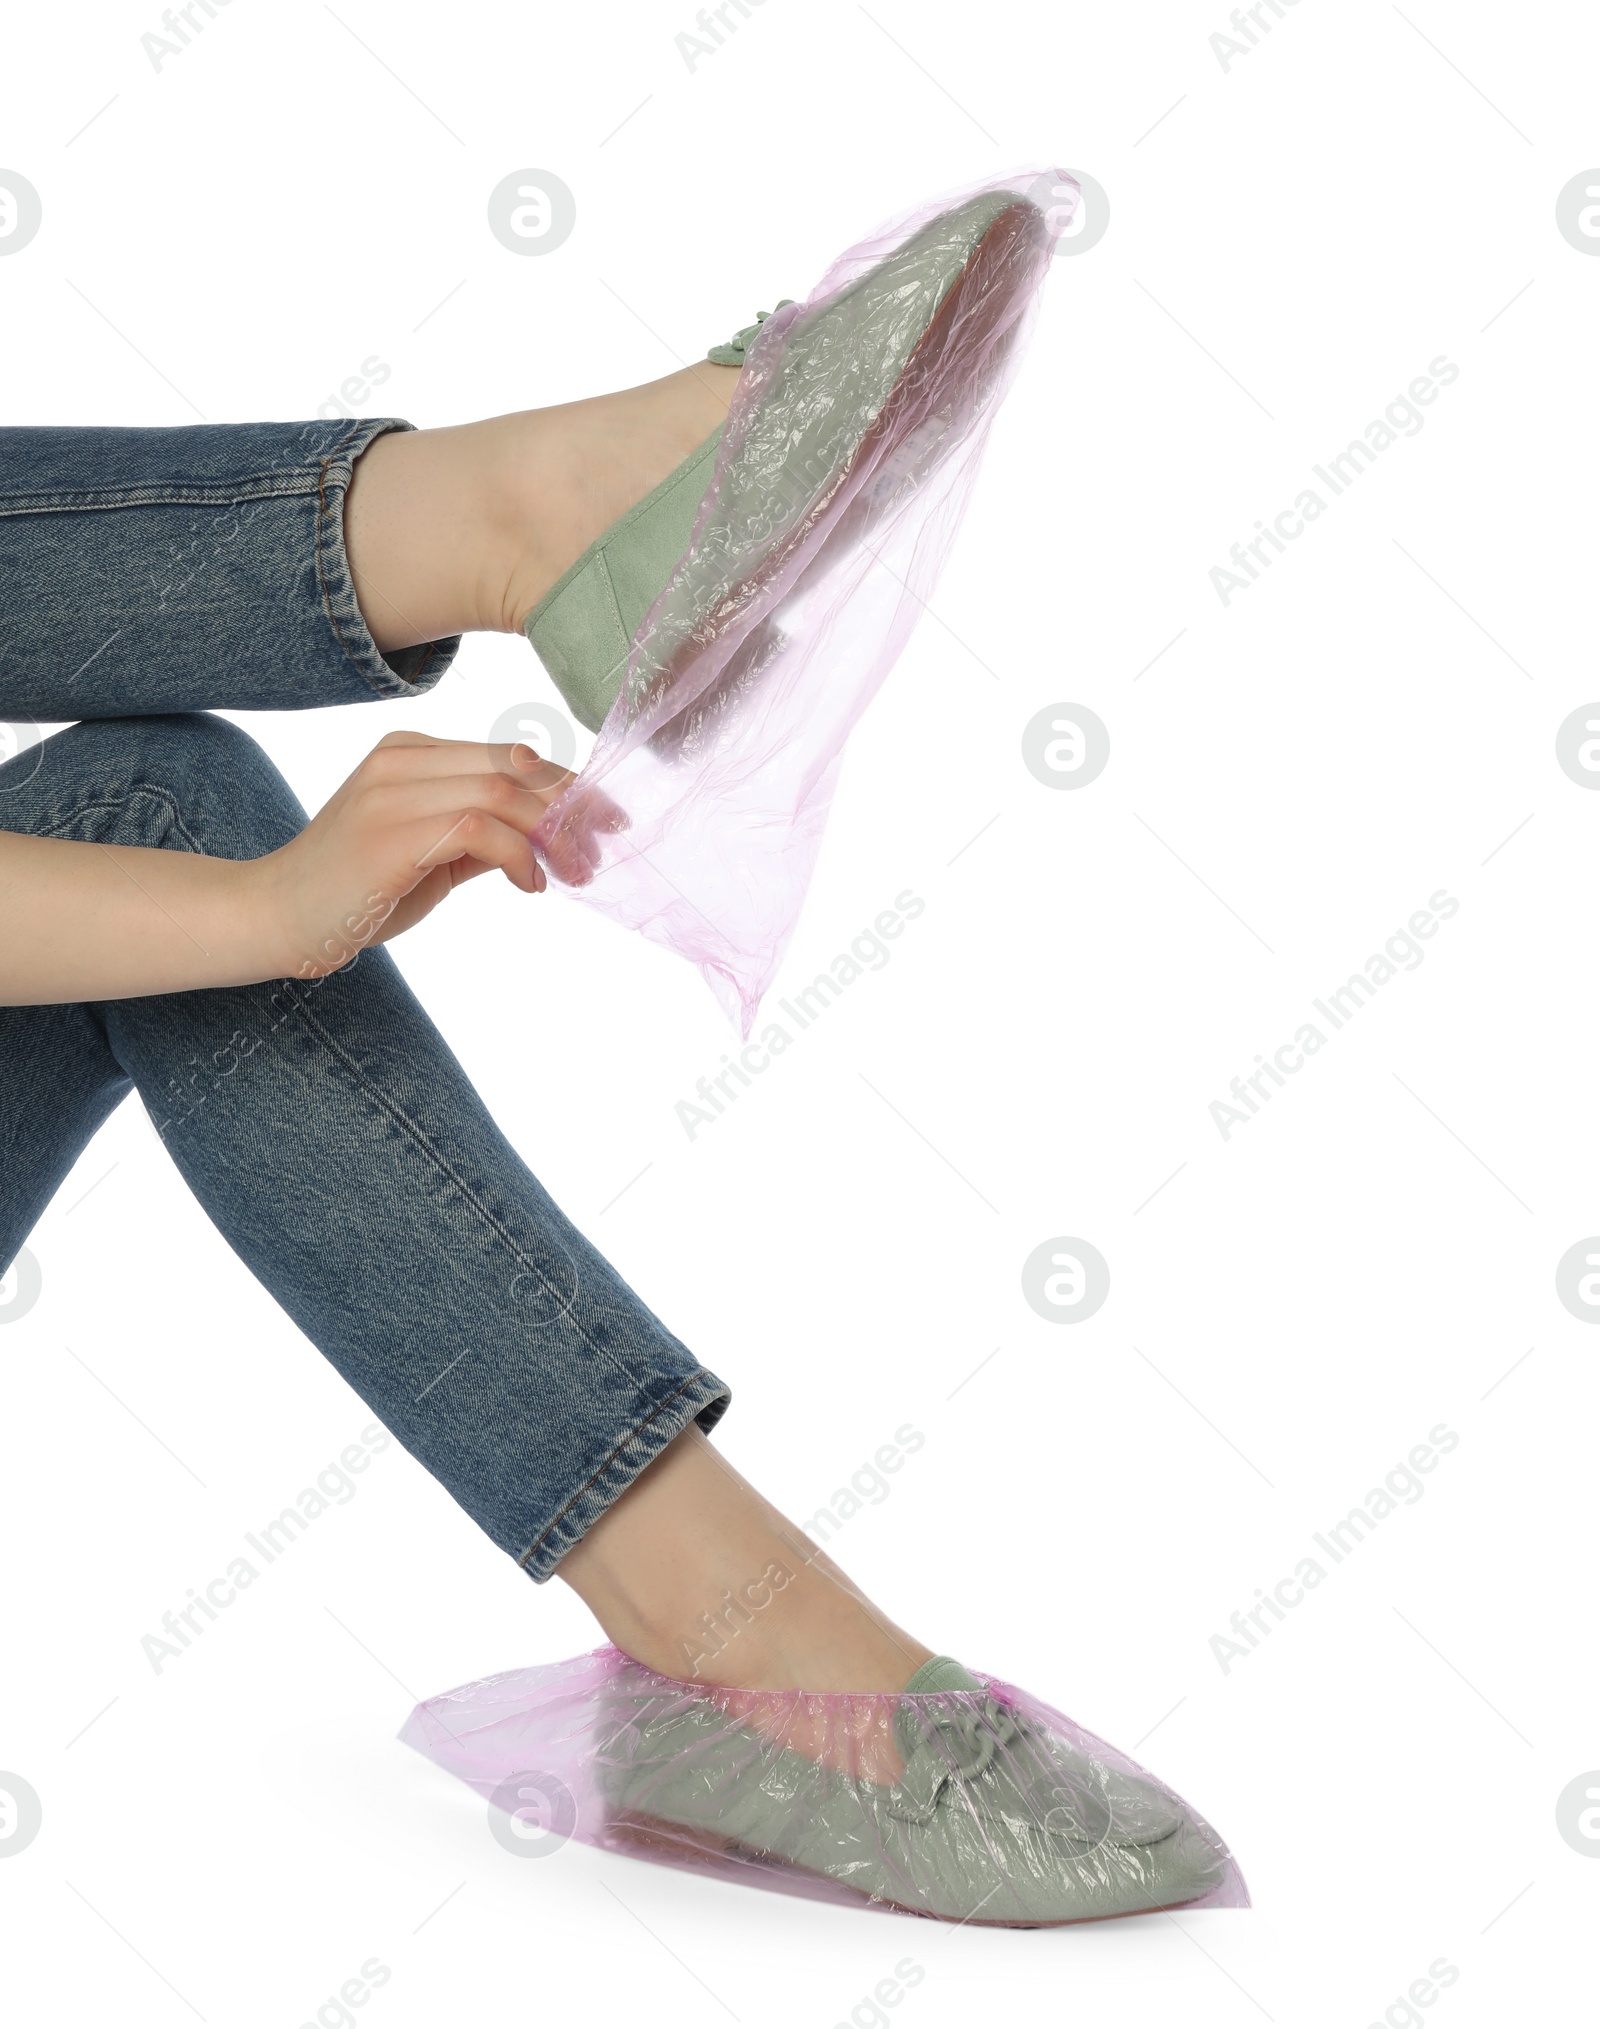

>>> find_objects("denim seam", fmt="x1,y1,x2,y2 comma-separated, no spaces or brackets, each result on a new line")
0,477,317,517
517,1368,726,1573
35,784,204,856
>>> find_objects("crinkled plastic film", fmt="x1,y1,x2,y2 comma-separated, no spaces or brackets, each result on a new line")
532,170,1069,1033
401,1646,1247,1925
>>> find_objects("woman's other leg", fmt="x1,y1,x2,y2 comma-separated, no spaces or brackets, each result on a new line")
1,710,729,1578
1,710,931,1692
0,1001,134,1283
0,732,138,1271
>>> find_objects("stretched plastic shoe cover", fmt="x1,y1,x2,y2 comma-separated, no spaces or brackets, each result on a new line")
400,1645,1248,1924
531,168,1071,1033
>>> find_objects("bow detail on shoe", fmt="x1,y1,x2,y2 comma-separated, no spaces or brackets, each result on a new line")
884,1694,1024,1824
882,1694,1182,1850
707,300,797,366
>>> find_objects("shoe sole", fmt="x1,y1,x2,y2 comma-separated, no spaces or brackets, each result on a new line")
602,1806,1218,1929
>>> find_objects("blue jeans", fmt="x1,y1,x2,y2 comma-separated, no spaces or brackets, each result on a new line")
0,418,731,1581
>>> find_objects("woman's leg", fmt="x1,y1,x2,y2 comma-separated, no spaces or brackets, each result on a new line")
0,711,728,1573
0,368,740,725
0,714,930,1693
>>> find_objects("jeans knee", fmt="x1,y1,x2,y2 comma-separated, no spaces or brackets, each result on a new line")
16,712,307,860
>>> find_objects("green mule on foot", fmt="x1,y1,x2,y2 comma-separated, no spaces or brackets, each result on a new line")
521,185,1041,733
519,303,789,733
400,1642,1249,1925
594,1654,1240,1926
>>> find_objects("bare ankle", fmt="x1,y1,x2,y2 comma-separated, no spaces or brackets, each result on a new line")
345,362,748,650
556,1427,932,1696
491,364,744,635
345,421,517,650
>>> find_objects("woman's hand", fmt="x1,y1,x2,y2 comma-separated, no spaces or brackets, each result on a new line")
254,730,624,978
0,729,628,1008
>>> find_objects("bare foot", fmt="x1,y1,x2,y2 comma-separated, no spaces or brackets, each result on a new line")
556,1424,933,1696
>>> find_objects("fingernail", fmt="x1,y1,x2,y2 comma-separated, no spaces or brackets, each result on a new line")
511,742,537,768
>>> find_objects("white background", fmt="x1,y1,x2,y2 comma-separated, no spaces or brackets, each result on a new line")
2,0,1596,2023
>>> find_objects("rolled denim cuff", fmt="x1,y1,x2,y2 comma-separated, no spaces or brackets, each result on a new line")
314,417,461,699
517,1368,732,1583
0,416,461,721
